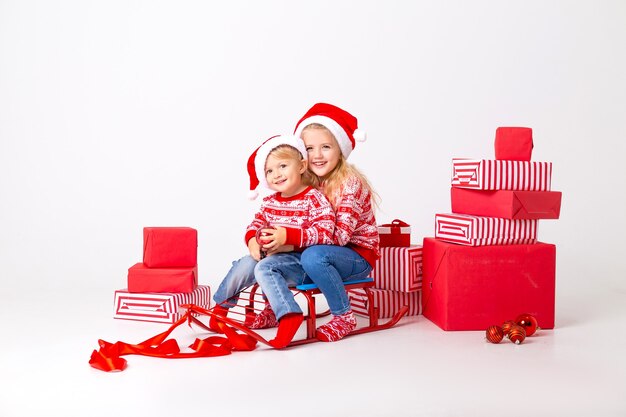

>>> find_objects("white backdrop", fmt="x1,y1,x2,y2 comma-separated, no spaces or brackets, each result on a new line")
1,0,625,297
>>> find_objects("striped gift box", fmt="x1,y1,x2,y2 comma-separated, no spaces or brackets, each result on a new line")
114,285,211,324
371,246,422,292
435,213,538,246
348,287,420,318
451,158,552,191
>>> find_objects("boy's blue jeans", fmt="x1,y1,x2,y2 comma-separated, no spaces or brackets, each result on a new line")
213,253,311,320
300,245,372,316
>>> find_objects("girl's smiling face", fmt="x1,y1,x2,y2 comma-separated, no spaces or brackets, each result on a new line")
302,128,341,179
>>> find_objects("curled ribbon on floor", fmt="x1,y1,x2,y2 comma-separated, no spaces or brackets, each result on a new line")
89,304,265,372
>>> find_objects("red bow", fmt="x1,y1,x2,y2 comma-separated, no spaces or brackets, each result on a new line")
89,305,261,372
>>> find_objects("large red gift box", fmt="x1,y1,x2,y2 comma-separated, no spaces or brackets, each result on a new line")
370,246,422,292
494,127,533,161
435,213,537,246
348,287,420,318
127,263,198,293
143,227,197,268
378,219,411,247
114,285,210,324
451,158,552,191
451,188,562,219
421,237,555,331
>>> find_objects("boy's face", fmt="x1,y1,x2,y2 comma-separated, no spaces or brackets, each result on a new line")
264,153,306,197
302,128,341,179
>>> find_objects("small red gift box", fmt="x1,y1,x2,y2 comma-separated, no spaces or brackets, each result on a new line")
143,227,197,268
378,219,411,247
371,245,422,292
451,158,552,191
451,188,562,219
421,237,555,331
435,213,538,246
348,287,420,318
114,285,210,324
127,263,198,293
495,126,533,161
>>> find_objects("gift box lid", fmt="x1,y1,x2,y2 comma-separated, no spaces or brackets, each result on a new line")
378,219,411,234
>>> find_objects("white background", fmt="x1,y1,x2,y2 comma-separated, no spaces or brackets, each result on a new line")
1,1,625,416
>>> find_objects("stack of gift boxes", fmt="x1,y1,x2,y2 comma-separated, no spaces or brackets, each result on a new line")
422,127,562,330
113,227,210,324
348,219,423,318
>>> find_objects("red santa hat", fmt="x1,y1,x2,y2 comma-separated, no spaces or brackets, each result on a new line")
247,134,308,200
293,102,366,159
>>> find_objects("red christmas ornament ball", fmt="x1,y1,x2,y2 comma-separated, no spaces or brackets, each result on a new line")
485,325,504,344
508,324,527,344
515,313,539,337
501,320,517,335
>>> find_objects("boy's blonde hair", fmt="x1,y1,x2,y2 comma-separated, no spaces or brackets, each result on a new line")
302,124,379,209
266,144,314,187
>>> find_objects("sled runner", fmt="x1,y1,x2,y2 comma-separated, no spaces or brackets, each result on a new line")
193,277,409,347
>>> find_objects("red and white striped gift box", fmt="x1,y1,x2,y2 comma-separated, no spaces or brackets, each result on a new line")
451,158,552,191
348,287,420,318
114,285,211,324
371,246,423,292
435,213,538,246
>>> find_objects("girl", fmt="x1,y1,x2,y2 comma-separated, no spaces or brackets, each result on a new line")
294,103,380,343
212,134,336,348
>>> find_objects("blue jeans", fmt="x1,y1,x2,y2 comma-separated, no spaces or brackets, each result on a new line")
300,245,372,316
213,255,258,308
213,253,311,320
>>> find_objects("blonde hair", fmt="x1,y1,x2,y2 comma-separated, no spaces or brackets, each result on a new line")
266,144,314,186
302,124,379,209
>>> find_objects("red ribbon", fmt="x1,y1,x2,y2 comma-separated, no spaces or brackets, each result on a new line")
89,305,262,372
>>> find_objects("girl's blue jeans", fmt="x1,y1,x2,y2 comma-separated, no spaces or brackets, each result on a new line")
300,245,372,316
213,253,311,320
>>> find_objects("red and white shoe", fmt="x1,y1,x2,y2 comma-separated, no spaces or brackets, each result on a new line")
316,310,357,342
249,303,279,329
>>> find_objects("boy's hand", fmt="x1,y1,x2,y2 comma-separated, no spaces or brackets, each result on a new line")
260,227,287,251
247,238,262,261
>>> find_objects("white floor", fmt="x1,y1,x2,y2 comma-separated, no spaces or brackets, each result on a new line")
1,280,625,417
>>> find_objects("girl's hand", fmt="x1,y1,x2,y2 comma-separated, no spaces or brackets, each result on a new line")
266,244,295,256
260,227,287,251
247,238,262,261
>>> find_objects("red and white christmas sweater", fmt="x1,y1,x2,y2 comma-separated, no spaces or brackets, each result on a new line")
244,186,335,249
326,175,380,268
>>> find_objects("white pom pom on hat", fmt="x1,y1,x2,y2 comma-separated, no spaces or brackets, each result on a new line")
247,189,259,201
246,134,308,200
293,102,366,159
353,128,366,142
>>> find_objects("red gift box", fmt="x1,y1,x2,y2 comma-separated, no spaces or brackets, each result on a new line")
495,127,533,161
143,227,197,268
451,188,562,219
378,219,411,247
451,158,552,191
348,287,420,318
435,213,537,246
127,263,198,293
421,237,555,331
371,245,422,292
114,285,210,324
